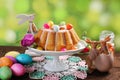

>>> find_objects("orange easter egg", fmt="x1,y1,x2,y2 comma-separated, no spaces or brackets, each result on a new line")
66,23,73,30
0,57,13,67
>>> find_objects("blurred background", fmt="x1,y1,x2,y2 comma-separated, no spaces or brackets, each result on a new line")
0,0,120,51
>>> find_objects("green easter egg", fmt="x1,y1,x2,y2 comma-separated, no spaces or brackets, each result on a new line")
0,66,12,80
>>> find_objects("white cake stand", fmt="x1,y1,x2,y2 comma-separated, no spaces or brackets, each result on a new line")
27,40,87,72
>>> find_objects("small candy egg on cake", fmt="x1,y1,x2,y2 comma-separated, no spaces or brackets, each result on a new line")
59,21,66,30
44,23,50,29
61,47,67,52
37,46,43,50
48,21,54,28
53,25,60,32
66,23,73,30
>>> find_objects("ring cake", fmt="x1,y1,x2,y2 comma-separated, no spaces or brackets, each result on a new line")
34,22,80,51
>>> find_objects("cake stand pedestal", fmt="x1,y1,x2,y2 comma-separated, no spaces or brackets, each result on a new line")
27,40,87,72
44,56,68,72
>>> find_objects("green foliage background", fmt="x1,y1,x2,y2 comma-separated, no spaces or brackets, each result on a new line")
0,0,120,51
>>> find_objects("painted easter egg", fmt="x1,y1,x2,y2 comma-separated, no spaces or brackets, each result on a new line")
0,57,13,67
60,21,66,30
5,51,20,58
61,48,67,52
66,23,73,30
0,66,12,80
53,25,60,32
5,56,17,63
48,21,54,28
16,54,32,65
60,21,66,26
44,23,50,29
37,46,43,50
11,63,26,76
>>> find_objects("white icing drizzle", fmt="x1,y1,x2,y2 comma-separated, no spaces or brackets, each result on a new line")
65,30,73,50
55,32,57,51
62,31,66,48
40,30,48,49
37,30,42,45
44,31,50,51
43,29,70,32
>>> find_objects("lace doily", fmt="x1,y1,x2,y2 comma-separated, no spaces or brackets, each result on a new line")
25,55,88,80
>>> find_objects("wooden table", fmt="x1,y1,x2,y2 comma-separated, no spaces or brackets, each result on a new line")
0,46,120,80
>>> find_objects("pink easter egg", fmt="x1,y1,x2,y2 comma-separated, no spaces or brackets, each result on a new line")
11,63,26,76
5,56,17,63
44,23,50,29
61,48,67,52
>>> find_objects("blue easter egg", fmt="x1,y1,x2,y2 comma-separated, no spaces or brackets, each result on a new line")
53,25,60,32
16,54,32,65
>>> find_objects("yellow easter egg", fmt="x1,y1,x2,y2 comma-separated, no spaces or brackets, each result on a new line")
5,51,20,58
37,47,43,50
48,21,54,28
